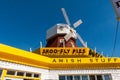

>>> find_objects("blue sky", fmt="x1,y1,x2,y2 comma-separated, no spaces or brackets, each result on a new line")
0,0,119,57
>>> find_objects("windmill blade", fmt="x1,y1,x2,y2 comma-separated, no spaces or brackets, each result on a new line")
61,8,71,26
76,33,87,48
73,19,83,28
70,42,75,47
64,33,72,41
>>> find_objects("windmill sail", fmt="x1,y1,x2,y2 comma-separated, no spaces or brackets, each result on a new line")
61,8,71,26
111,0,120,20
73,19,83,28
76,33,87,48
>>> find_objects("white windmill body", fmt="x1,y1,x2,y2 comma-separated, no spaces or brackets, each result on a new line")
46,24,73,40
46,8,87,48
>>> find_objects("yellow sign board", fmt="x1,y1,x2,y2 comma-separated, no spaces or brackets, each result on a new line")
40,48,90,56
51,58,119,63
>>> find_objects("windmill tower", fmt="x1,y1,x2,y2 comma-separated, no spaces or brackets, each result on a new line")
46,8,87,48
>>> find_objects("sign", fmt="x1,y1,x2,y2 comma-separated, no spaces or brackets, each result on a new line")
111,0,120,20
52,58,119,63
40,48,90,56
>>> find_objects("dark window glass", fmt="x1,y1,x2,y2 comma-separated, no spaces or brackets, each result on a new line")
67,75,73,80
34,74,39,78
97,75,103,80
74,76,80,80
59,76,65,80
17,72,24,76
82,75,88,80
7,70,15,75
104,75,110,80
6,79,12,80
89,75,95,80
0,70,3,77
26,73,32,77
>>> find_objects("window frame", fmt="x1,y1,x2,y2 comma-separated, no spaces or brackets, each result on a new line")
58,74,112,80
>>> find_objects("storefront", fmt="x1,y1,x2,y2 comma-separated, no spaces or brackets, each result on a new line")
0,44,120,80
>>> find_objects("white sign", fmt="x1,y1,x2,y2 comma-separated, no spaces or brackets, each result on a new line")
111,0,120,20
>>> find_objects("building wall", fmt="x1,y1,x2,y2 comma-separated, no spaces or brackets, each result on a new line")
49,69,120,80
1,60,120,80
0,60,49,80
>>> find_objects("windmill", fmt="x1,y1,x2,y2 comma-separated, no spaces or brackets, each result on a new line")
61,8,87,48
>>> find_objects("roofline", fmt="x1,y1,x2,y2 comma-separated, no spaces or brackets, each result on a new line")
0,44,120,70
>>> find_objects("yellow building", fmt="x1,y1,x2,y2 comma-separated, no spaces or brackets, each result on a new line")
0,43,120,80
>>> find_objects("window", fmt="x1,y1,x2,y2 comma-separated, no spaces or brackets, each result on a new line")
59,74,111,80
0,70,3,80
59,76,65,80
74,75,80,80
89,75,95,80
7,70,15,75
82,75,88,80
96,75,103,80
6,79,12,80
6,70,40,78
67,76,73,80
104,75,110,80
26,73,32,77
34,74,39,78
17,72,24,76
0,70,3,77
